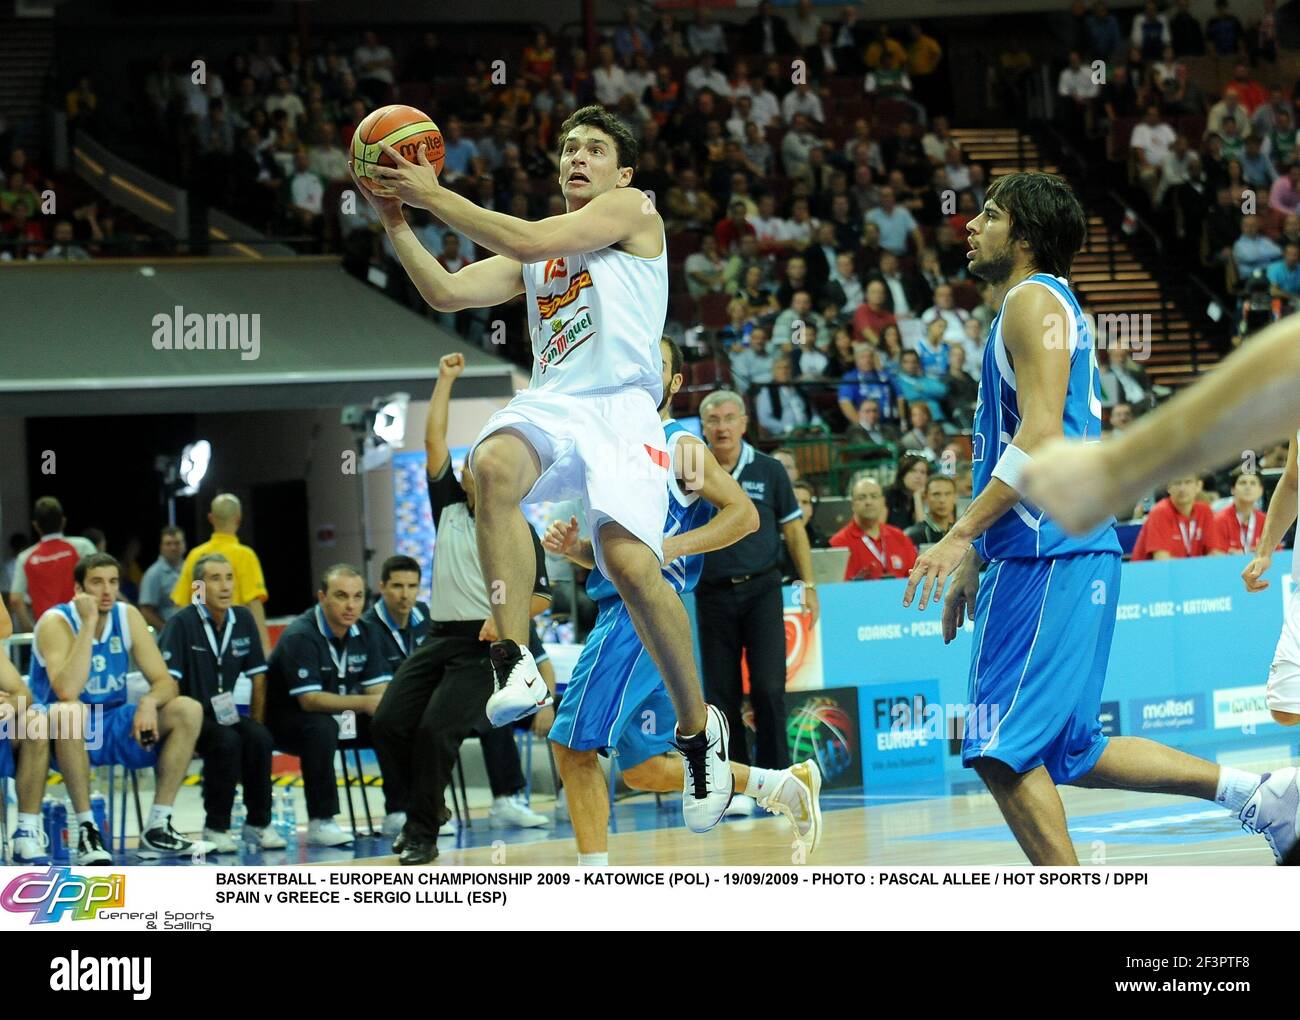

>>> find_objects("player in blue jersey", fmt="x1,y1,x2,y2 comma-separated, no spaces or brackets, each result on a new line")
903,172,1297,865
30,552,211,862
544,338,824,865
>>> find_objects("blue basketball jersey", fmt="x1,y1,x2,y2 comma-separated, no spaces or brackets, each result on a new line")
586,419,716,601
28,601,134,707
972,273,1121,560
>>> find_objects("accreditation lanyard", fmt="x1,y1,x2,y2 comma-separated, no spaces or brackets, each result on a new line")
377,601,409,659
201,611,235,692
861,530,888,569
1238,511,1258,552
1176,517,1198,556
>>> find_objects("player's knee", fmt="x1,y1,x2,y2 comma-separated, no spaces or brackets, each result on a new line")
1271,709,1300,726
18,706,48,742
620,761,657,790
600,546,659,596
470,437,527,501
550,741,596,775
972,756,1020,790
166,696,204,734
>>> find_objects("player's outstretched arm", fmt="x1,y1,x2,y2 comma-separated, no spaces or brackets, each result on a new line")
661,436,759,561
352,163,523,312
1025,313,1300,533
1244,436,1298,592
366,143,654,262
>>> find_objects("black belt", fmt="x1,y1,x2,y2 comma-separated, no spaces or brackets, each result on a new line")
428,619,487,638
698,566,778,589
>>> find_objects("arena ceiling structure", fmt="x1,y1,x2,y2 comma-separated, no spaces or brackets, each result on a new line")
0,258,516,416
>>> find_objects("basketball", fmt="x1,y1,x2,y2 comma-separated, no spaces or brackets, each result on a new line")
351,104,445,181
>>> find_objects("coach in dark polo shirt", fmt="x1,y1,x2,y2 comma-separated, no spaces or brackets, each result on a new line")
697,389,820,814
362,555,433,677
265,564,392,848
158,551,282,854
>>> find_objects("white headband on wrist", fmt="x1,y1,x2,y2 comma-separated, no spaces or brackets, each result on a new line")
992,443,1033,494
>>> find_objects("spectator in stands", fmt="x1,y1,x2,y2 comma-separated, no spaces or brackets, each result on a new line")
864,47,915,109
614,5,653,62
1162,62,1208,117
886,453,932,529
1155,133,1194,206
920,283,971,343
41,221,90,261
651,10,688,58
1266,107,1298,165
1206,0,1249,57
869,251,927,320
1107,400,1135,435
1207,90,1251,142
959,316,988,379
438,117,478,185
781,82,825,127
1251,87,1293,138
139,526,187,632
852,279,897,343
1234,213,1283,278
738,264,781,319
1269,163,1300,215
665,166,717,232
838,344,901,425
905,475,959,548
534,73,576,122
828,251,865,316
1100,347,1156,410
944,344,979,426
865,24,906,69
844,119,886,177
1210,469,1267,552
894,348,949,421
780,113,820,181
844,397,900,448
263,74,305,133
730,325,778,394
773,289,831,348
288,149,324,237
685,233,728,298
723,232,768,292
865,186,923,257
593,44,630,107
1281,212,1300,248
805,22,841,81
1086,2,1125,62
789,0,822,48
823,326,857,377
1224,62,1268,114
1132,1,1172,61
782,195,820,251
756,356,819,437
1170,0,1206,55
1267,240,1300,302
687,5,728,57
915,316,953,380
1100,63,1139,129
740,120,774,175
1131,104,1178,202
353,30,395,104
718,297,756,349
1131,475,1222,559
170,494,271,656
831,476,919,582
715,198,757,254
7,497,97,633
900,401,936,452
745,0,797,55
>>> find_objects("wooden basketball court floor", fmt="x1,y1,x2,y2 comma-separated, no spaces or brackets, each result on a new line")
339,779,1286,867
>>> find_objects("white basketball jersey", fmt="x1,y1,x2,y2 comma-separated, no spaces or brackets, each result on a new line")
1293,428,1299,585
520,210,667,402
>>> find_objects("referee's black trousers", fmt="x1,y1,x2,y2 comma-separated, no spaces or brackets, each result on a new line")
195,716,275,831
695,569,790,769
371,623,527,842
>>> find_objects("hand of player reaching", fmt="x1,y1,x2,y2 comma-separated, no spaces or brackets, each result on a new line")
543,516,582,558
903,531,972,612
349,160,404,228
362,141,442,211
1242,552,1273,592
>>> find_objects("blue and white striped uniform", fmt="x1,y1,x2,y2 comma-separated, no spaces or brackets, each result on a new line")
29,601,158,768
963,273,1122,783
550,420,715,764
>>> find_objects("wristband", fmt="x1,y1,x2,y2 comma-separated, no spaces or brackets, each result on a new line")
991,443,1033,493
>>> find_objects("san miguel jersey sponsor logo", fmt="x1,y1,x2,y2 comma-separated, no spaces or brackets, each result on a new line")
538,304,596,374
536,269,592,318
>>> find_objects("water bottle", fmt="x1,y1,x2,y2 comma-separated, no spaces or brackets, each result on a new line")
272,788,286,836
284,787,298,839
231,792,246,835
89,791,110,847
50,800,70,863
41,796,65,861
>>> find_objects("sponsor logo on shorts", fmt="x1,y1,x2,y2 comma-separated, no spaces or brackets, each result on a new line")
537,304,595,374
1212,684,1272,729
535,270,592,318
1129,694,1204,733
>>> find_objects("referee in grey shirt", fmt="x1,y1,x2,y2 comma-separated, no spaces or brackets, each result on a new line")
695,390,819,812
372,353,553,865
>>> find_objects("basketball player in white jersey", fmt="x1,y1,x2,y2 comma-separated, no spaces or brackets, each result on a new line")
1242,434,1300,727
355,106,733,830
1022,311,1300,535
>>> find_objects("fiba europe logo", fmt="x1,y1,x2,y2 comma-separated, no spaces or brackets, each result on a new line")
1,867,126,924
786,695,856,783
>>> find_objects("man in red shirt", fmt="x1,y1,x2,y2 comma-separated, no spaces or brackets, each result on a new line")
1131,475,1222,560
851,279,897,344
7,496,98,632
713,199,756,255
830,476,918,580
1209,470,1268,553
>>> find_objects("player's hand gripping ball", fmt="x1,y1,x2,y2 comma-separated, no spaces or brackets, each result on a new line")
351,104,445,195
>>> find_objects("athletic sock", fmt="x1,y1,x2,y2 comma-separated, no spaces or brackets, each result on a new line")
577,852,609,866
146,804,173,831
16,812,40,833
1215,766,1262,816
745,767,784,801
76,811,94,829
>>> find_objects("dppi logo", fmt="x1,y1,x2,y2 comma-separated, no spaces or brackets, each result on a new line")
1,867,126,924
